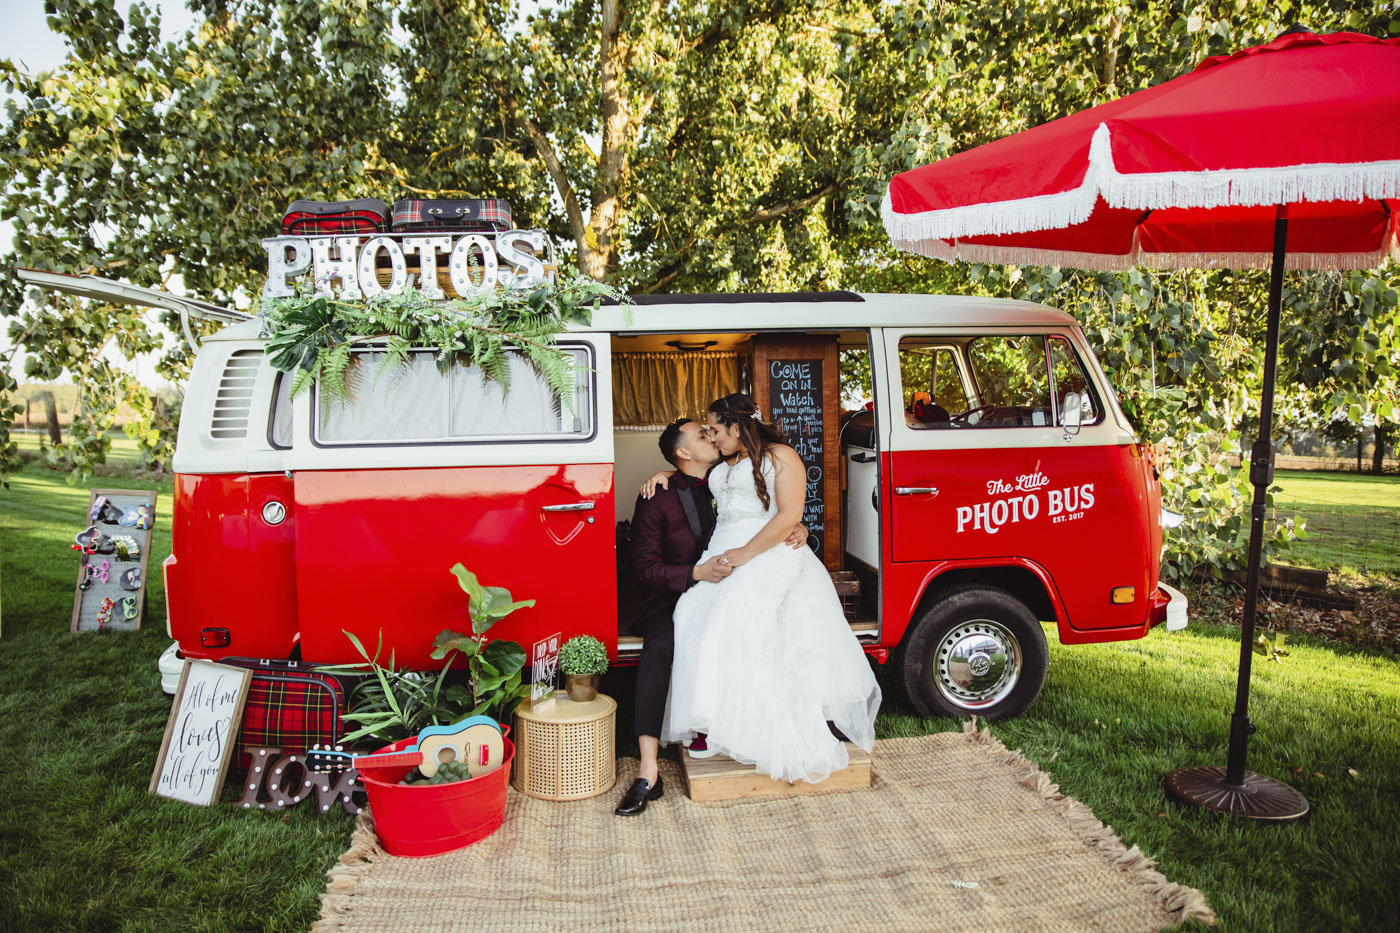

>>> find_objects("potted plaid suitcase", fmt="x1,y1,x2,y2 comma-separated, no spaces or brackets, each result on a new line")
391,198,512,233
281,198,392,235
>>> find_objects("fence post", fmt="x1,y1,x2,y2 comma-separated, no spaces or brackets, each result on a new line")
1361,505,1369,571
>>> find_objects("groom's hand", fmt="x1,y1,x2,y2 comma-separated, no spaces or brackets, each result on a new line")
784,524,810,549
692,556,733,583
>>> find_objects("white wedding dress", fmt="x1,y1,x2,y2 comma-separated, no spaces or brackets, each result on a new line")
662,454,882,783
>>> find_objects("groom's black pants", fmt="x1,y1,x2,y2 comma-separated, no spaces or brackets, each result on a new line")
633,606,675,739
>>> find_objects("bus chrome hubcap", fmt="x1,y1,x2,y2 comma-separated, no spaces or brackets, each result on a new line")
934,620,1022,710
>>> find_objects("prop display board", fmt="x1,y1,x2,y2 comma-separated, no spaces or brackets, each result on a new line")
71,488,158,632
150,660,252,806
753,336,841,569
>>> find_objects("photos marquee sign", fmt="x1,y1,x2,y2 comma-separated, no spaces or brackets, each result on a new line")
262,230,557,304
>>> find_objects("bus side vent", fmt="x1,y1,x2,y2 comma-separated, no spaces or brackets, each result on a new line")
210,349,263,439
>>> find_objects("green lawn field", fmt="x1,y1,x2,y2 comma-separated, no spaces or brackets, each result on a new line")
12,430,149,469
2,462,1398,930
1270,470,1400,577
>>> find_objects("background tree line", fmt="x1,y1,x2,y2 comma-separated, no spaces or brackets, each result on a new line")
2,0,1397,575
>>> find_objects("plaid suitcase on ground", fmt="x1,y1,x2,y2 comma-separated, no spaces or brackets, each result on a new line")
281,198,391,235
390,198,512,233
221,657,364,764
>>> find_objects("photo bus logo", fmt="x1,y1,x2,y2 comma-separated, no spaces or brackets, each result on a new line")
955,470,1097,535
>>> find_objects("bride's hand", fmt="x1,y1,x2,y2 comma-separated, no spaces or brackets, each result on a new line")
719,547,752,569
640,470,674,498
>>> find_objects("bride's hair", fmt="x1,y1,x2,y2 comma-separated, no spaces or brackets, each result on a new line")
708,393,787,510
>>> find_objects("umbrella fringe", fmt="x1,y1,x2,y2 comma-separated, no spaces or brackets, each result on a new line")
894,238,1399,272
885,122,1400,243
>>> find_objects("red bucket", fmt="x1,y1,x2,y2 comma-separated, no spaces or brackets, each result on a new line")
356,734,514,857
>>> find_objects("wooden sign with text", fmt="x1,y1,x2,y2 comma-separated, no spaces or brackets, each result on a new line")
149,660,252,806
753,335,841,570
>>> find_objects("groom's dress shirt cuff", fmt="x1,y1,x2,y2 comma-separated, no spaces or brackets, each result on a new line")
631,492,698,594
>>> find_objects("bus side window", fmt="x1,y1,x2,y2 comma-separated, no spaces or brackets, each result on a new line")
269,372,293,449
931,348,968,413
1047,336,1101,426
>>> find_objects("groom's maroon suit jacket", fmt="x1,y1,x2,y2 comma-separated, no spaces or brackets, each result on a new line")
629,477,715,631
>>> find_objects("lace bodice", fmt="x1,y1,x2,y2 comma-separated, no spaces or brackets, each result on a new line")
711,455,779,526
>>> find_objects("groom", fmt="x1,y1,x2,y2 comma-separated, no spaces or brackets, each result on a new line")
616,417,807,816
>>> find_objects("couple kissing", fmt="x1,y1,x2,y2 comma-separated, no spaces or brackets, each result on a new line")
617,393,881,816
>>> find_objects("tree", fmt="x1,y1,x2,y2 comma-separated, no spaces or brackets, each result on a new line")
3,0,1397,569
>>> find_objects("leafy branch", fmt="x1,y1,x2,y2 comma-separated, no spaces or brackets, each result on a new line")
259,274,628,411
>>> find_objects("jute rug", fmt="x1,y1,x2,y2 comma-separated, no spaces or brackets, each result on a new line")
315,722,1214,931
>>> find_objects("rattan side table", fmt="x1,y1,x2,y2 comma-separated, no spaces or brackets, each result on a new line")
512,693,617,801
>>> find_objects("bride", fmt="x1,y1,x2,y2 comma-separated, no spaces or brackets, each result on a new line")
660,393,881,783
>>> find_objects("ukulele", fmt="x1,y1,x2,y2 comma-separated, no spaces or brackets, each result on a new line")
306,716,505,779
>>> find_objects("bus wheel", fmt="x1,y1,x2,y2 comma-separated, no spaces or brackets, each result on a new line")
899,586,1048,721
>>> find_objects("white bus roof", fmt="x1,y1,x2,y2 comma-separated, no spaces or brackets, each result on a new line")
207,292,1074,343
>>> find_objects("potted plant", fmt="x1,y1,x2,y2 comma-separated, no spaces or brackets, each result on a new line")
321,563,535,857
558,635,608,702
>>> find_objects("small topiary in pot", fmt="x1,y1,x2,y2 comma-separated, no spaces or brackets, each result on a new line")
558,635,608,702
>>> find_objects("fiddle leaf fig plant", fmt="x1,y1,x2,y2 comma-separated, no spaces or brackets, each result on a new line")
449,563,536,635
429,563,534,719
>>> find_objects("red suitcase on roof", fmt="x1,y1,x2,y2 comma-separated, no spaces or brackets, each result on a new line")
281,198,392,236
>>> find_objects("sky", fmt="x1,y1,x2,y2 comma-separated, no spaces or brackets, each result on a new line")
2,0,200,389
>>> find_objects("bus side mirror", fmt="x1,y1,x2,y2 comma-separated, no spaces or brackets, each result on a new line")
1061,392,1082,440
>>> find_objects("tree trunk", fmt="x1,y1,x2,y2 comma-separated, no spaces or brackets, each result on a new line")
1373,424,1386,475
41,391,61,445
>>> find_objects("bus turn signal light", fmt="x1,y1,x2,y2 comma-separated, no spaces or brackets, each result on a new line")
1111,587,1135,604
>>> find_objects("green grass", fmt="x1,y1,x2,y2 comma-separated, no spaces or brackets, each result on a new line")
0,463,354,930
13,431,150,469
1269,470,1400,576
4,462,1399,930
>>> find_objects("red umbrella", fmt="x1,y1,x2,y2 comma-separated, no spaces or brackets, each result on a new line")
883,28,1400,822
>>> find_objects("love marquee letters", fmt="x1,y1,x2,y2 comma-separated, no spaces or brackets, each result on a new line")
236,747,364,815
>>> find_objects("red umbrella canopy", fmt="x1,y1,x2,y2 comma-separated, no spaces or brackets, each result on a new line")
883,31,1400,271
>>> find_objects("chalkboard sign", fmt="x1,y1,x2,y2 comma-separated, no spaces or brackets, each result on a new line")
150,660,252,806
767,358,825,558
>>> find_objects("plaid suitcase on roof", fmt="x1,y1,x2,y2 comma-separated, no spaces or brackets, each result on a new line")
390,198,512,233
281,198,391,235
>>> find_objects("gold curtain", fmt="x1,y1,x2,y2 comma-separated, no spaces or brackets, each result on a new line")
612,351,741,427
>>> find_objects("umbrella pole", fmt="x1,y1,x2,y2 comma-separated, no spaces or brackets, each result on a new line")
1164,205,1309,821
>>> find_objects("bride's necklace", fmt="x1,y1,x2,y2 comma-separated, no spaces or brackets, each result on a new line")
725,452,750,488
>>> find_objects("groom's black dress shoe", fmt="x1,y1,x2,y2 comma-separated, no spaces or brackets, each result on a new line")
615,777,663,816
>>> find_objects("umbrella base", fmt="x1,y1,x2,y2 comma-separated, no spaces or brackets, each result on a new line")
1165,766,1309,822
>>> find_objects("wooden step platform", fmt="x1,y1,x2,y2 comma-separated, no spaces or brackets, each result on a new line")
678,742,872,802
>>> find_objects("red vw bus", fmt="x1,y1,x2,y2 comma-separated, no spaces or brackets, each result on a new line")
18,270,1186,721
154,290,1184,721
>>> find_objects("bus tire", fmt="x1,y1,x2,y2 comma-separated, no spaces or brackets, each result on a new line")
899,586,1048,721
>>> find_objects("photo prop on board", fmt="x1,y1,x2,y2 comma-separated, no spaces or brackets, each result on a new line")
72,489,157,632
150,660,252,806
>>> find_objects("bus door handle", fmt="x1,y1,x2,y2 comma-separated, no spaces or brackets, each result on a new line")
849,451,876,463
894,487,939,497
541,502,595,512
